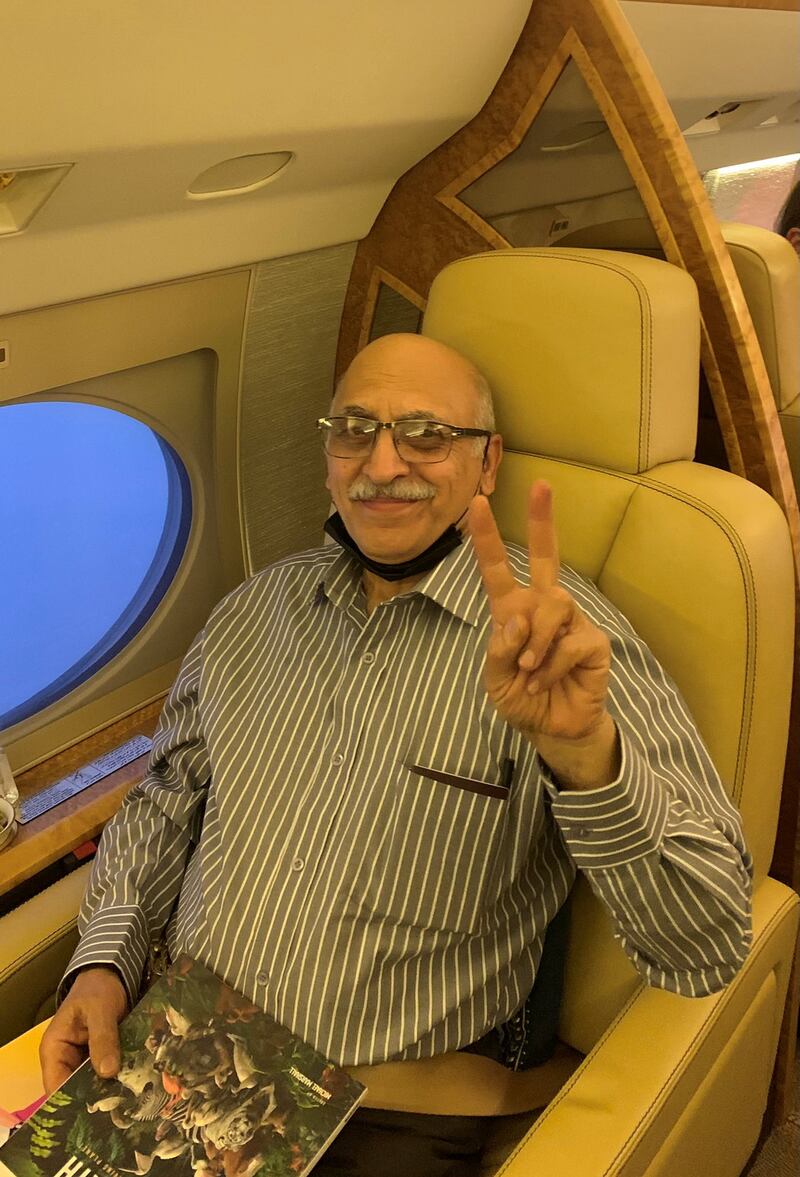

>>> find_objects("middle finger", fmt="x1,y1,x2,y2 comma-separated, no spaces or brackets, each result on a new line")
517,594,574,672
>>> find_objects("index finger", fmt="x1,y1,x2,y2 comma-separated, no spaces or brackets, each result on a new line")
528,481,560,592
42,1038,85,1095
40,1010,88,1094
468,495,518,613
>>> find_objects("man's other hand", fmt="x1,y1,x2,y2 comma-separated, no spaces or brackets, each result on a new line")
39,966,129,1095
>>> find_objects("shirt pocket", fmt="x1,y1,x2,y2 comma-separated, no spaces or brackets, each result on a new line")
368,760,509,936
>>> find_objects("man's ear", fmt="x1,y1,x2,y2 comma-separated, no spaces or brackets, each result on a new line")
787,226,800,256
480,434,503,496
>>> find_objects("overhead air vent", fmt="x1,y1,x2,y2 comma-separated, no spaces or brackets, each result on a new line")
0,163,73,235
186,151,294,200
685,96,798,138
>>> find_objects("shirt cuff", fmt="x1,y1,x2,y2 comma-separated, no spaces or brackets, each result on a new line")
543,728,669,870
58,905,150,1007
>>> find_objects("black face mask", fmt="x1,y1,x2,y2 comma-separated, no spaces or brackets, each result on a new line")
323,511,463,582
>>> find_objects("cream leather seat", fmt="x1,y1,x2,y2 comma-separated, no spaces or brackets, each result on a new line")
719,222,800,492
0,248,796,1177
421,247,798,1175
0,864,89,1047
556,217,800,493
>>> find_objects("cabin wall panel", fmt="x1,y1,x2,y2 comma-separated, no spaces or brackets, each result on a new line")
0,270,251,771
239,242,357,575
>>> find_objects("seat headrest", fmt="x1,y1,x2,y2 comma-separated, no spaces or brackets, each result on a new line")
719,222,800,413
548,219,800,414
423,247,699,474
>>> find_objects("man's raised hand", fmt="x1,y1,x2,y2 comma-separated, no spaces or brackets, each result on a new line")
468,482,613,753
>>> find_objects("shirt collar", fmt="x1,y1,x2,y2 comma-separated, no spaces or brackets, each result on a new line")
316,537,486,628
314,546,363,616
412,537,485,626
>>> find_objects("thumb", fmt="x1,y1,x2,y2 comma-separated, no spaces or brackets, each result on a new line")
86,999,123,1079
487,613,531,680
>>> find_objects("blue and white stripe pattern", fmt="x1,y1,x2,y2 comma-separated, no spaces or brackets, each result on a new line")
66,539,752,1066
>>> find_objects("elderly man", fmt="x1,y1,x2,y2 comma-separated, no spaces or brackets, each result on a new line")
40,332,751,1176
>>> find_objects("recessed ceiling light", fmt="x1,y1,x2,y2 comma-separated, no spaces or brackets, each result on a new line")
0,163,73,235
187,152,294,200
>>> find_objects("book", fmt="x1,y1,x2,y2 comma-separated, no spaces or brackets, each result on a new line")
0,957,366,1177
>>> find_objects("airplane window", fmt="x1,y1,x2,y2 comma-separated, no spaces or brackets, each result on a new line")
704,153,800,232
0,402,191,730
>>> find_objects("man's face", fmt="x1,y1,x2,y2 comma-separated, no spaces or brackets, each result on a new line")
325,335,502,566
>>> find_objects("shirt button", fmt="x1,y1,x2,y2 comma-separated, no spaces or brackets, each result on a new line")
256,970,269,986
576,826,591,839
331,752,344,766
292,857,305,873
363,651,375,664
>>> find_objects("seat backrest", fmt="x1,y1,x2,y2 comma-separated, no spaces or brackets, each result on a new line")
422,248,795,1051
717,222,799,417
719,222,800,494
558,217,800,492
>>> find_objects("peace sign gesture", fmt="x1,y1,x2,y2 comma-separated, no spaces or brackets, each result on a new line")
468,481,613,751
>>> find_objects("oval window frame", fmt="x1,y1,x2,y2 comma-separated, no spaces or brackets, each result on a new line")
0,424,192,731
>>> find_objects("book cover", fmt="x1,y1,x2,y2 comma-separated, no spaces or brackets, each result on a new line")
0,957,365,1177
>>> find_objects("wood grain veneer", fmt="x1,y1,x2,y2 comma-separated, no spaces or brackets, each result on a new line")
0,701,162,897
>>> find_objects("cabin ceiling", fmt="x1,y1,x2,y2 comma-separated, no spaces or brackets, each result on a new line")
1,1,798,315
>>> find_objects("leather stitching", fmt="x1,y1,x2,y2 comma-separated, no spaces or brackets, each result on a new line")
0,869,89,984
0,919,79,984
495,888,800,1175
730,243,782,405
456,250,669,473
503,454,761,807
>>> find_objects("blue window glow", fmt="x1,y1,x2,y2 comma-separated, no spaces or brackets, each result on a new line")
0,402,191,729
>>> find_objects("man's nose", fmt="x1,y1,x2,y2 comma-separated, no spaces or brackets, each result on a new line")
361,427,411,481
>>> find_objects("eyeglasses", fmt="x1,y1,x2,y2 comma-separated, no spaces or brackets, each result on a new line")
317,415,491,464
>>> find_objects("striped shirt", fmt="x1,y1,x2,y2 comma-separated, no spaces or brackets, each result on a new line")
66,538,752,1067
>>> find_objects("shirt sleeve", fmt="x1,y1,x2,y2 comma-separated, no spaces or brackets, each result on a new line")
543,622,753,998
60,629,211,1005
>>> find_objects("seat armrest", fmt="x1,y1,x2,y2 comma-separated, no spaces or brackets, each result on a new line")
0,865,89,1047
496,879,800,1177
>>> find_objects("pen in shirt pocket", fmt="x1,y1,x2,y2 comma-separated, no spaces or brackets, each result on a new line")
500,756,516,794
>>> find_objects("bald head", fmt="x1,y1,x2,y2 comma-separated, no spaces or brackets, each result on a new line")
324,332,503,577
334,333,495,432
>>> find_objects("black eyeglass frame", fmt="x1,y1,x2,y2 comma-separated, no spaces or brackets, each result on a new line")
317,415,492,465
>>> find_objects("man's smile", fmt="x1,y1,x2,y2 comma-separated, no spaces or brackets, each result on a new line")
355,498,423,513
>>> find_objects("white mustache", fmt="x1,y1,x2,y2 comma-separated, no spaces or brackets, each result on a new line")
348,476,437,502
